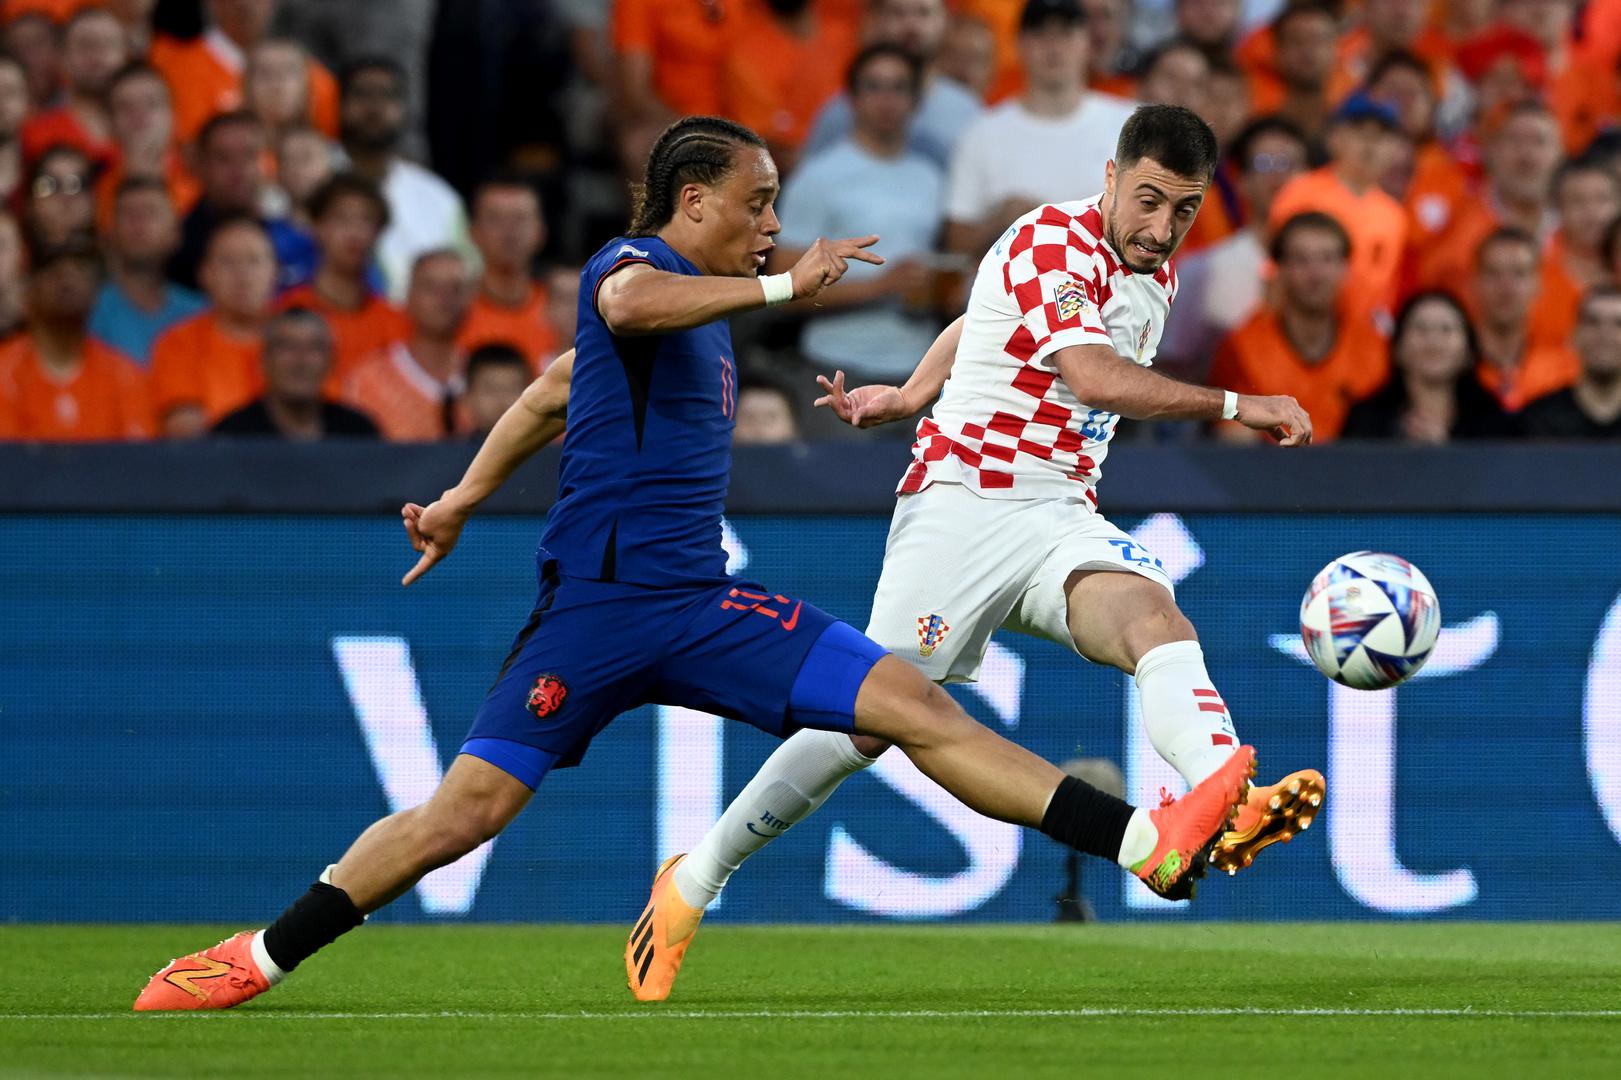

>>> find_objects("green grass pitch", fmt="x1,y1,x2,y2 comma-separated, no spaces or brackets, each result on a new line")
2,923,1618,1077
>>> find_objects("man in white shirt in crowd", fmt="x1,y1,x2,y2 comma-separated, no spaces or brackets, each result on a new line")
772,43,948,392
800,0,983,171
338,56,472,300
945,0,1136,259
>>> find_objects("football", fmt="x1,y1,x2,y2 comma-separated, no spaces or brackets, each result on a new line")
1299,551,1441,690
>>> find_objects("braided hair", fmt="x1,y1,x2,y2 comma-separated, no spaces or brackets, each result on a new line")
626,116,768,238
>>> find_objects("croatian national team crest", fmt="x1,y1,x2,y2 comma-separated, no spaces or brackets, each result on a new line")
917,614,951,658
1054,279,1089,324
527,674,568,718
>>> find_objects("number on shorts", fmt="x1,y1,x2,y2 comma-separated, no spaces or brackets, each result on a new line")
1108,538,1164,572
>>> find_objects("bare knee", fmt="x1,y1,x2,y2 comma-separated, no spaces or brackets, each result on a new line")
1121,605,1197,673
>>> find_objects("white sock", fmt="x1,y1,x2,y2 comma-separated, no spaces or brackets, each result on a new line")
673,728,879,908
250,930,287,985
1116,808,1158,870
1135,640,1241,788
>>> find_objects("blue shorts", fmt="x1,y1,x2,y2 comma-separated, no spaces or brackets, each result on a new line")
460,563,887,789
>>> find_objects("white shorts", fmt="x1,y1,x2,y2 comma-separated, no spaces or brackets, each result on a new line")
865,482,1174,683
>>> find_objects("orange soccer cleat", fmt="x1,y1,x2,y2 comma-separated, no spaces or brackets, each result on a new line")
1210,768,1325,876
626,854,705,1002
1132,745,1256,900
133,930,273,1012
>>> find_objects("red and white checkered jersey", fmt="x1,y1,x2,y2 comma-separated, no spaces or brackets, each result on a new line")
898,196,1176,504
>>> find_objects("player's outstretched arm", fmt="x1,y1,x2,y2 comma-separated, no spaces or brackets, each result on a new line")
400,350,575,586
1055,343,1313,446
814,315,964,428
597,237,884,336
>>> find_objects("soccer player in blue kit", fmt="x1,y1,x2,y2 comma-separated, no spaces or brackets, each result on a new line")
135,117,1256,1012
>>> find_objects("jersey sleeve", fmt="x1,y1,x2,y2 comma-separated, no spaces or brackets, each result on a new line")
587,240,662,316
1002,214,1114,365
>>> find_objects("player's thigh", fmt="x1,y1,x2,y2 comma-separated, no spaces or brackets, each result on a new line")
865,484,1048,683
462,576,658,789
1008,508,1189,673
420,753,536,842
654,581,887,739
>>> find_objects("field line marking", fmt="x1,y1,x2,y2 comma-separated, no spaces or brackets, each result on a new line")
4,1008,1619,1022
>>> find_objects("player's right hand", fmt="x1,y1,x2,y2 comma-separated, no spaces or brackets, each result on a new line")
815,370,910,428
401,497,470,586
1236,394,1313,447
789,235,884,300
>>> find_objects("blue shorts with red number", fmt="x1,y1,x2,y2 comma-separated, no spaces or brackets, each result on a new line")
460,561,888,789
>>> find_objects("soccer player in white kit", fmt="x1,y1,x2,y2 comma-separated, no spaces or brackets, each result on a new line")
628,105,1324,1000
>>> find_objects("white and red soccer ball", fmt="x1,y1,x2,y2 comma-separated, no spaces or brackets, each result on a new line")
1300,551,1441,690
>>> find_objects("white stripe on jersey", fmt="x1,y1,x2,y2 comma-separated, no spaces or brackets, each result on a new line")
898,196,1176,503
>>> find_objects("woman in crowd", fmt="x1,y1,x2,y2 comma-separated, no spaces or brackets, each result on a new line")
1343,290,1520,441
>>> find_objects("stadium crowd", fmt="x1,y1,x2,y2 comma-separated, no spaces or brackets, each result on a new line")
0,0,1618,445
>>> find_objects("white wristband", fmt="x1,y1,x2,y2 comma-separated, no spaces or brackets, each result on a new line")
760,272,795,306
1221,389,1239,421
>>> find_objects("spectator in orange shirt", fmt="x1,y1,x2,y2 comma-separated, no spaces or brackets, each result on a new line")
0,53,26,206
277,172,406,387
212,307,379,439
149,0,339,145
243,38,316,143
1251,2,1339,141
611,0,738,123
0,237,152,441
97,62,200,236
1471,227,1580,411
1535,159,1621,346
2,13,63,112
19,6,127,169
1209,211,1389,443
1333,0,1456,101
1270,93,1410,328
1343,290,1520,442
1405,101,1563,298
149,215,276,435
936,10,995,101
462,343,530,442
1083,0,1133,97
23,145,96,247
0,210,23,340
458,174,557,371
1367,50,1470,238
1501,0,1619,154
1522,284,1621,438
720,0,860,168
342,249,472,442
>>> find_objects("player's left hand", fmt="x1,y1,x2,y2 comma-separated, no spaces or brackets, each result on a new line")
815,370,910,428
401,498,470,586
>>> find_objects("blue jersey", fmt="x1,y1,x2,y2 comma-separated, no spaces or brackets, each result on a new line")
539,236,738,587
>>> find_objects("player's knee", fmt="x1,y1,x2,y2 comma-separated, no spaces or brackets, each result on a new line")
1124,603,1197,668
414,795,509,860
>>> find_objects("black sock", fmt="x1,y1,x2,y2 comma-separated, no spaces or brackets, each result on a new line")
262,881,365,972
1040,775,1136,861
